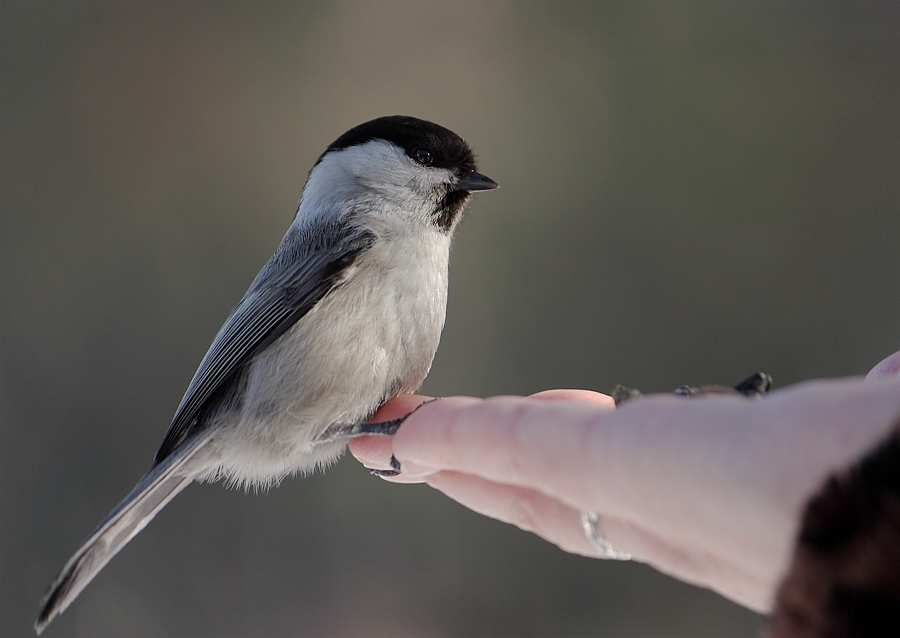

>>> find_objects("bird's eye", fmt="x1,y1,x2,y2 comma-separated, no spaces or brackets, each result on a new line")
411,148,433,166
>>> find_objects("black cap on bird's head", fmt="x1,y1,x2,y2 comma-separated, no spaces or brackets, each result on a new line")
320,115,498,192
317,116,497,231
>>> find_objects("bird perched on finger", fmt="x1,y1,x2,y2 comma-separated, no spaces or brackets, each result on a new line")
36,115,497,633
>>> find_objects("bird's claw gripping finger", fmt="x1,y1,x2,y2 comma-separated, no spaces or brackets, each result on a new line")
370,455,402,477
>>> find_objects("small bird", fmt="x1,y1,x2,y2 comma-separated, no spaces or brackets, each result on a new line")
36,115,497,633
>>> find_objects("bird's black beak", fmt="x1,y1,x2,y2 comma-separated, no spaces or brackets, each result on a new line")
457,171,498,192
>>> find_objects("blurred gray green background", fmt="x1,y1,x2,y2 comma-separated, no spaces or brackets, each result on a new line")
3,2,899,636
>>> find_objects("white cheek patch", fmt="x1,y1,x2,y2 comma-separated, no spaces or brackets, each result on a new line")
296,140,455,228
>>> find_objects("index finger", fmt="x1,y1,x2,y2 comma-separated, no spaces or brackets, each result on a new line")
392,379,900,523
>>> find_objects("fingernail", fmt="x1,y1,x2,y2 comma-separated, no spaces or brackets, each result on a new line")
397,459,435,477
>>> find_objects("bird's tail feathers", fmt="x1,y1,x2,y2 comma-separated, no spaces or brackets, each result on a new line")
35,432,212,634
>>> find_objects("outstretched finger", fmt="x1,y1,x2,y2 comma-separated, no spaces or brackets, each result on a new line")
866,350,900,380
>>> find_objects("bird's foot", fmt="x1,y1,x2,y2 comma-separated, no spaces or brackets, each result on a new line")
369,455,402,477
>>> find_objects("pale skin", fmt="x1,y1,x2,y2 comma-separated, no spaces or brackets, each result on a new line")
350,350,900,614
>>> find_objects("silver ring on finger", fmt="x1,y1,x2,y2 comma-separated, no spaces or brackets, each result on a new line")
581,510,631,560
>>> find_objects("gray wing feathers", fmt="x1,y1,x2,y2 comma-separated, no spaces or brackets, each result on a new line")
35,432,212,634
154,222,375,464
36,220,375,633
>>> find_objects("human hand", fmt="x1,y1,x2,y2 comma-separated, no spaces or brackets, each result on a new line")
351,355,900,613
866,349,900,380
